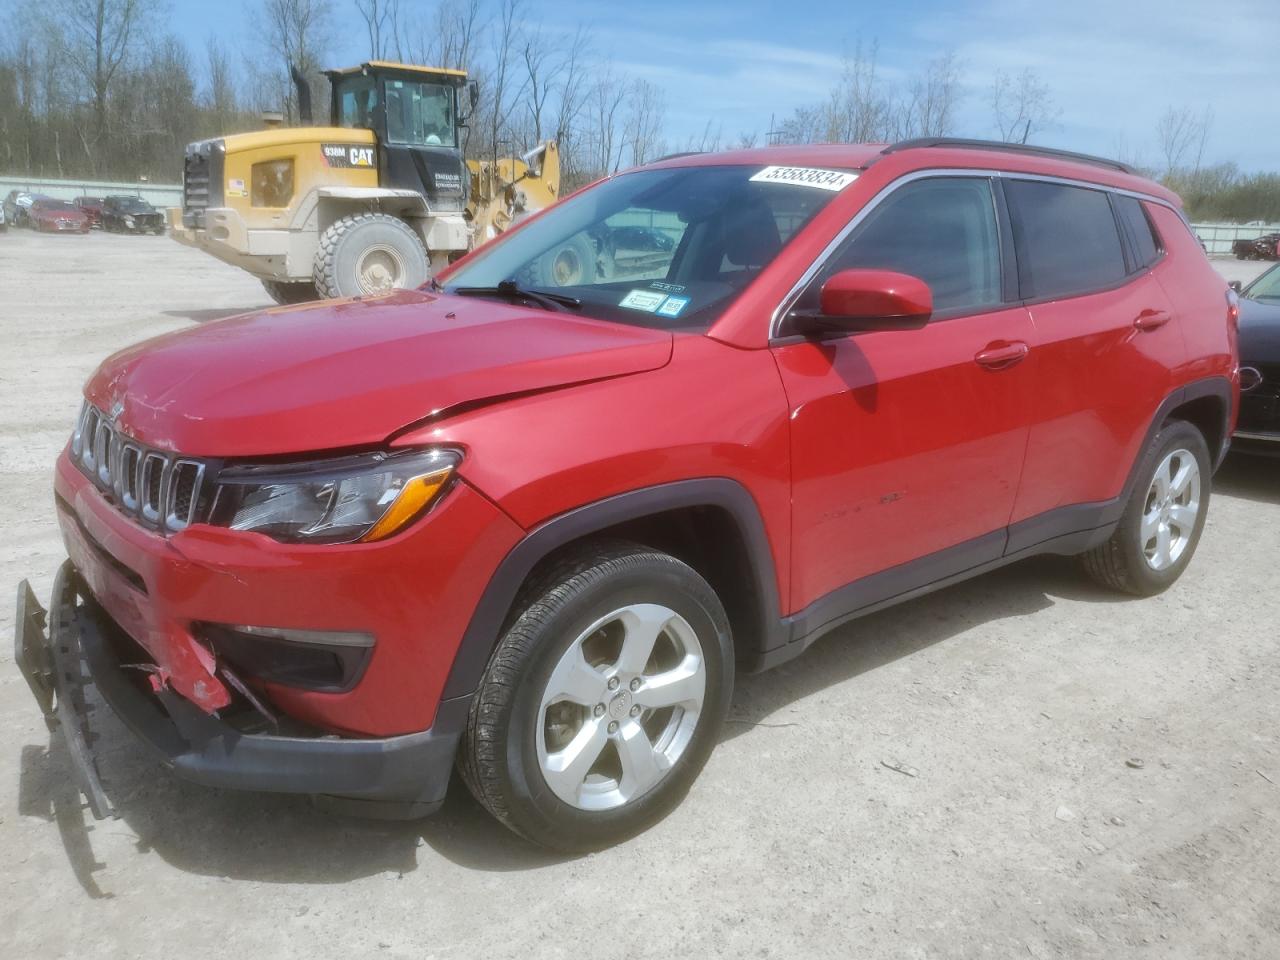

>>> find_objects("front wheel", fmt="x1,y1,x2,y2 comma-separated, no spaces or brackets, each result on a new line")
1081,419,1211,596
459,542,733,851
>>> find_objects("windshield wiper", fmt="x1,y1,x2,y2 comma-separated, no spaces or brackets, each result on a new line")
449,279,581,312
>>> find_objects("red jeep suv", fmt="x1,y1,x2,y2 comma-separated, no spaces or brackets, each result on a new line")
17,139,1238,851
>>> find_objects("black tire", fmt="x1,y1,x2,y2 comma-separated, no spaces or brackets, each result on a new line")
530,234,597,288
459,541,733,852
313,212,429,299
261,278,320,305
1081,419,1212,596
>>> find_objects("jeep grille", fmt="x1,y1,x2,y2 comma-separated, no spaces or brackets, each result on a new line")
71,404,208,533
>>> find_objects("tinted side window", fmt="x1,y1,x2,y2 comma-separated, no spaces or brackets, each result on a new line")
1005,180,1126,299
1114,195,1161,270
800,177,1002,316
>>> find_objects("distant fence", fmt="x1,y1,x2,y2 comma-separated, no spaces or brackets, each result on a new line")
0,175,181,208
1192,222,1280,256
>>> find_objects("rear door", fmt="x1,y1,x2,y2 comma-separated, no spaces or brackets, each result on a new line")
772,175,1036,616
1003,179,1184,549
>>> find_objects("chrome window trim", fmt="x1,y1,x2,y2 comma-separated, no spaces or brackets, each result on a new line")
768,167,1181,341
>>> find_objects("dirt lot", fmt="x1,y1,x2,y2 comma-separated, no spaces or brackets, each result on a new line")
1,232,1278,960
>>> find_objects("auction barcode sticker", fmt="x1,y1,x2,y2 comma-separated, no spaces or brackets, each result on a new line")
749,166,859,191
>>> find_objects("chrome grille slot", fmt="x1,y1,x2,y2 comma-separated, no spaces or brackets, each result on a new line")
117,444,142,510
81,408,101,472
95,422,114,486
70,404,210,534
167,460,204,530
140,453,167,524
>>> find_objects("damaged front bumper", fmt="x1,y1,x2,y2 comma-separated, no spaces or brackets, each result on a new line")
14,563,463,819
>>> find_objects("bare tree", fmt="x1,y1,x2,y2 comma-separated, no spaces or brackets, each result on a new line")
552,25,591,184
624,78,666,167
205,38,238,132
893,51,962,139
682,119,723,153
520,23,565,146
480,0,528,160
586,65,628,176
354,0,401,59
257,0,333,122
39,0,154,159
777,42,890,144
1156,104,1213,177
990,68,1058,143
405,0,482,72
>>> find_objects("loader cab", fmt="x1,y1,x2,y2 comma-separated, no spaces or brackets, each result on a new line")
326,61,475,211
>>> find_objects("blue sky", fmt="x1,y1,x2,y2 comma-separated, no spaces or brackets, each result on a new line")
169,0,1278,171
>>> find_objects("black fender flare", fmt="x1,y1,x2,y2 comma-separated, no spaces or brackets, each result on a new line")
1130,374,1234,480
439,478,785,702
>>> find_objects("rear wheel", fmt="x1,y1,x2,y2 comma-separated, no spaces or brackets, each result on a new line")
313,212,430,299
530,234,597,288
459,542,733,851
261,279,320,305
1081,419,1211,596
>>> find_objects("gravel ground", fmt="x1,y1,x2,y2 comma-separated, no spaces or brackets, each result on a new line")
1,233,1278,960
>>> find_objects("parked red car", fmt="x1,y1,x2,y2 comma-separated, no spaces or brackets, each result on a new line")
28,199,91,233
17,139,1238,851
75,196,105,229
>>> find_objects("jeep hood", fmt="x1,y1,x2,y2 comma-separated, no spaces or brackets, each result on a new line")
85,290,674,457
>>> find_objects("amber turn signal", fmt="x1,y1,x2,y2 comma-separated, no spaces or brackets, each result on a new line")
361,467,454,542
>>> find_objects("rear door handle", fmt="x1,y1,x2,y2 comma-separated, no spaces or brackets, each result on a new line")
974,340,1029,371
1133,309,1171,332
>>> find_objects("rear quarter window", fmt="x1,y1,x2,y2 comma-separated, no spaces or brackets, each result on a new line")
1114,195,1162,270
1005,180,1127,300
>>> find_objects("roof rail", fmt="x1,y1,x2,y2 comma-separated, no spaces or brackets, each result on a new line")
881,138,1134,175
652,151,705,164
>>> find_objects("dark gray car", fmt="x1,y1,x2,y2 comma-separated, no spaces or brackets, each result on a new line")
1234,263,1280,452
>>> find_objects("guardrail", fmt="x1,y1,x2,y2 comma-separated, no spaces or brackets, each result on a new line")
0,175,181,209
1192,222,1280,256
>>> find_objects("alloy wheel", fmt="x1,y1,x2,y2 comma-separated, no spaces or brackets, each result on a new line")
536,603,706,812
1141,447,1201,571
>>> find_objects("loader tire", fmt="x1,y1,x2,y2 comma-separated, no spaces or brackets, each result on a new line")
261,279,320,305
531,234,597,288
313,212,430,299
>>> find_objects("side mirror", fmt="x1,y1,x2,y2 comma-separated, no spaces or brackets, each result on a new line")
791,269,933,336
1229,280,1243,293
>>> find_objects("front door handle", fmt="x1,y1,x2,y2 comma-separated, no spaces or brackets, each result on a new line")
1133,309,1171,332
974,340,1029,371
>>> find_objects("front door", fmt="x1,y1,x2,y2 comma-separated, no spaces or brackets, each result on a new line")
772,175,1035,620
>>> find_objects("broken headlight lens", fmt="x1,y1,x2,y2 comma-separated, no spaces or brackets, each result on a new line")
209,448,459,544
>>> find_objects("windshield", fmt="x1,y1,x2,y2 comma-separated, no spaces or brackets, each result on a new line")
445,164,850,330
35,200,76,211
110,197,152,213
1244,264,1280,302
386,79,456,147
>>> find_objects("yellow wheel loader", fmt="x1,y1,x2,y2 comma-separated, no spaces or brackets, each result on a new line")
170,61,561,304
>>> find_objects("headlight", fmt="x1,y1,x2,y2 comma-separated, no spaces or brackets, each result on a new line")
209,448,459,544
